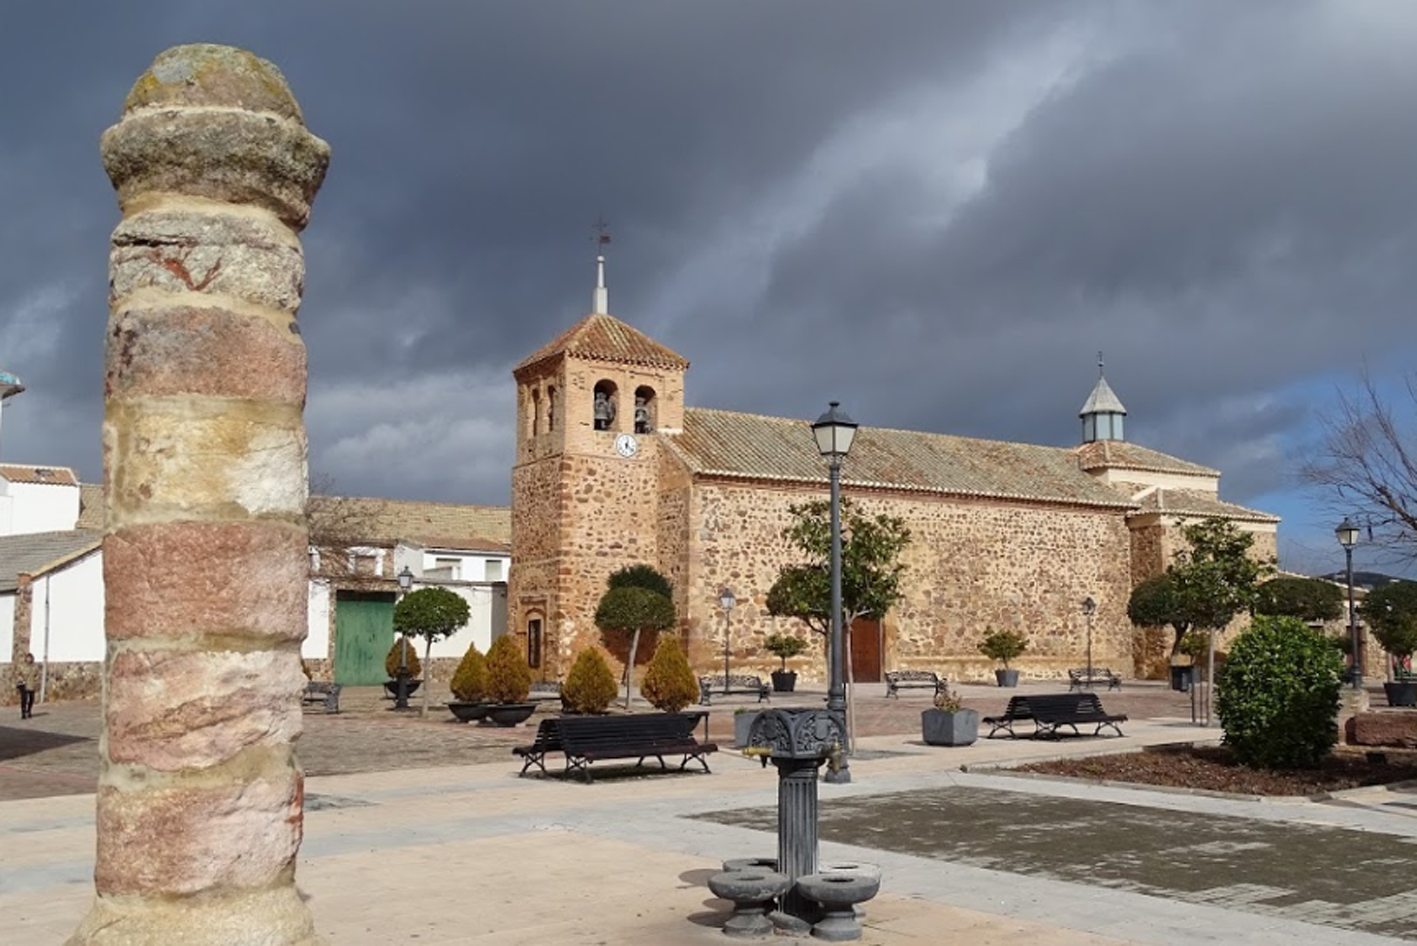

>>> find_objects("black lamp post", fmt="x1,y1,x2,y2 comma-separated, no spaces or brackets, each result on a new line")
394,565,414,710
1336,517,1361,690
812,401,857,785
1082,596,1097,684
719,587,736,694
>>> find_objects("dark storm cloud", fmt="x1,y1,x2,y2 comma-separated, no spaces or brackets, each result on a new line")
2,1,1416,571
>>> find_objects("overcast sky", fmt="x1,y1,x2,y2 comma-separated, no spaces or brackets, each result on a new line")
2,1,1415,576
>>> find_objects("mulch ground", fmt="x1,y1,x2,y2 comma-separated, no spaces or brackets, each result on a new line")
1018,744,1417,796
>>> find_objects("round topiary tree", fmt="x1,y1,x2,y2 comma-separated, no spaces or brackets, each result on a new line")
394,585,471,717
594,574,677,708
1363,580,1417,678
485,634,532,704
449,643,488,703
1254,576,1344,622
640,637,699,713
978,628,1028,669
1216,614,1343,769
385,636,423,680
561,647,618,715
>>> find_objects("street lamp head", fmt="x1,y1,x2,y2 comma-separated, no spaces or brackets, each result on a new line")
1082,596,1096,616
719,587,736,612
397,565,414,591
1335,517,1360,550
811,401,858,459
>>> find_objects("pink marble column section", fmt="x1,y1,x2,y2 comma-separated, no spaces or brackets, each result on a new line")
68,45,329,946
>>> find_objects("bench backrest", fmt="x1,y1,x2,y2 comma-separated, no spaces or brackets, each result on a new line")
558,713,703,752
886,670,940,682
699,674,765,689
1023,693,1108,717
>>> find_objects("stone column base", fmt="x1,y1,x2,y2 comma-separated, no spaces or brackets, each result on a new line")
66,887,325,946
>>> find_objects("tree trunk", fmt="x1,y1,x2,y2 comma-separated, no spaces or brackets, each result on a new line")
421,637,433,718
625,627,642,708
1205,629,1216,727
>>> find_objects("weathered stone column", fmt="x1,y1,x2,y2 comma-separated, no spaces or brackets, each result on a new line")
68,44,329,946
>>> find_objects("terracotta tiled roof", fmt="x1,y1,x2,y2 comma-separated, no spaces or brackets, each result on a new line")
0,529,103,592
308,496,510,548
1128,489,1280,524
664,408,1137,508
0,464,79,486
1075,440,1219,477
406,535,511,554
77,483,105,530
513,312,689,374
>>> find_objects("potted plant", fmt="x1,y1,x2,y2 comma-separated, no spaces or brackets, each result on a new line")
1363,581,1417,707
446,643,490,722
921,689,978,746
978,627,1028,687
640,637,700,714
484,634,536,726
762,633,808,692
561,647,618,715
384,636,423,700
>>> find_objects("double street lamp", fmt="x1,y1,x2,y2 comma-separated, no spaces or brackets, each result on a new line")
394,565,414,710
1336,517,1361,690
812,401,858,785
719,587,736,694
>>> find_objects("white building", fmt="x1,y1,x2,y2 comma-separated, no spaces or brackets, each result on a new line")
0,464,84,536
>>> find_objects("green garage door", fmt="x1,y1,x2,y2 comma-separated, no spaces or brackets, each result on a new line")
333,592,396,685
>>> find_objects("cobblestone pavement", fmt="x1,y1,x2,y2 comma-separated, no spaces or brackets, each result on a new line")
0,679,1205,802
699,783,1417,941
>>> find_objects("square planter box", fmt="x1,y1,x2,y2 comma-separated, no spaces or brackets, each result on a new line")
921,708,979,747
734,711,761,749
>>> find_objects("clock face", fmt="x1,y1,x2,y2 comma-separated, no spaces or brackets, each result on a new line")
614,433,640,458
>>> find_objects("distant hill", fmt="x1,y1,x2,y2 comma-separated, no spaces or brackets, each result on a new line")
1313,570,1406,591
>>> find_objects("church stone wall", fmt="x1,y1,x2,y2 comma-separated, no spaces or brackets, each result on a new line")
677,480,1134,684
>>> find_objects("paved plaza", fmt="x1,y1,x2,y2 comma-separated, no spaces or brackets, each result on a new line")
3,681,1416,943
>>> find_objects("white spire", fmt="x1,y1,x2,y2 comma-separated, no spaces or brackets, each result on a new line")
593,252,608,314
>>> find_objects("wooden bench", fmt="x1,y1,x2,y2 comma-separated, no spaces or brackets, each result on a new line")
698,674,771,706
301,681,341,713
1067,667,1122,691
885,669,947,699
982,692,1126,739
513,712,717,782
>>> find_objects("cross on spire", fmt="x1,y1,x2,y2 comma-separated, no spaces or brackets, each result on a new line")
1097,350,1105,378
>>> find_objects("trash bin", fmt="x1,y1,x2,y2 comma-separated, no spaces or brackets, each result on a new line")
1170,666,1195,692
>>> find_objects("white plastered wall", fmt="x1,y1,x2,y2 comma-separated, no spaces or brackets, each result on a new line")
304,579,331,659
0,593,15,666
28,552,105,662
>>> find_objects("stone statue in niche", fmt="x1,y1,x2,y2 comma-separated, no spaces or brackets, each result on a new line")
634,396,651,434
594,390,615,430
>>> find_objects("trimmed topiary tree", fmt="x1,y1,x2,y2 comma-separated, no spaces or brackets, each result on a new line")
1254,576,1344,622
486,634,532,704
385,636,422,680
1216,615,1343,769
449,643,488,703
1363,580,1417,678
562,648,618,714
595,566,678,708
640,637,699,713
978,628,1028,669
394,585,471,717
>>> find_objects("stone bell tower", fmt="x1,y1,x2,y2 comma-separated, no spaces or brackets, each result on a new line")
509,249,688,677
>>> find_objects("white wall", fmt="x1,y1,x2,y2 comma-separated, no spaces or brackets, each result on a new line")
305,579,331,659
0,593,14,668
28,552,104,662
416,581,509,659
3,482,80,536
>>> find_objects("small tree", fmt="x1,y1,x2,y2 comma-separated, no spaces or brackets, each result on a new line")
594,566,677,708
1254,577,1344,622
1127,573,1192,658
562,648,618,714
485,634,532,704
978,628,1028,670
640,637,699,713
394,586,471,717
762,632,809,672
385,636,423,680
449,643,488,703
1363,580,1417,677
1216,615,1343,768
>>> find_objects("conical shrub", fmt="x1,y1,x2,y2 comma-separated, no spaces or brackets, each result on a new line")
385,636,422,679
486,634,531,704
450,643,488,703
562,647,617,714
640,637,698,713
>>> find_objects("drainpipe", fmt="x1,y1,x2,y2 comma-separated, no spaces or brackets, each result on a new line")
40,574,51,703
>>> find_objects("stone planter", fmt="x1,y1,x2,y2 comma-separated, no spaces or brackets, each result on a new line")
447,701,490,723
771,670,798,693
384,678,422,699
994,669,1019,688
486,703,537,727
921,708,979,747
1384,681,1417,708
733,711,761,748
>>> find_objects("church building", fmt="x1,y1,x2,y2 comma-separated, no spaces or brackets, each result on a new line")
509,260,1279,684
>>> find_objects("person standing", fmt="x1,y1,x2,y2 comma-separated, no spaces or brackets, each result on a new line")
14,652,38,719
